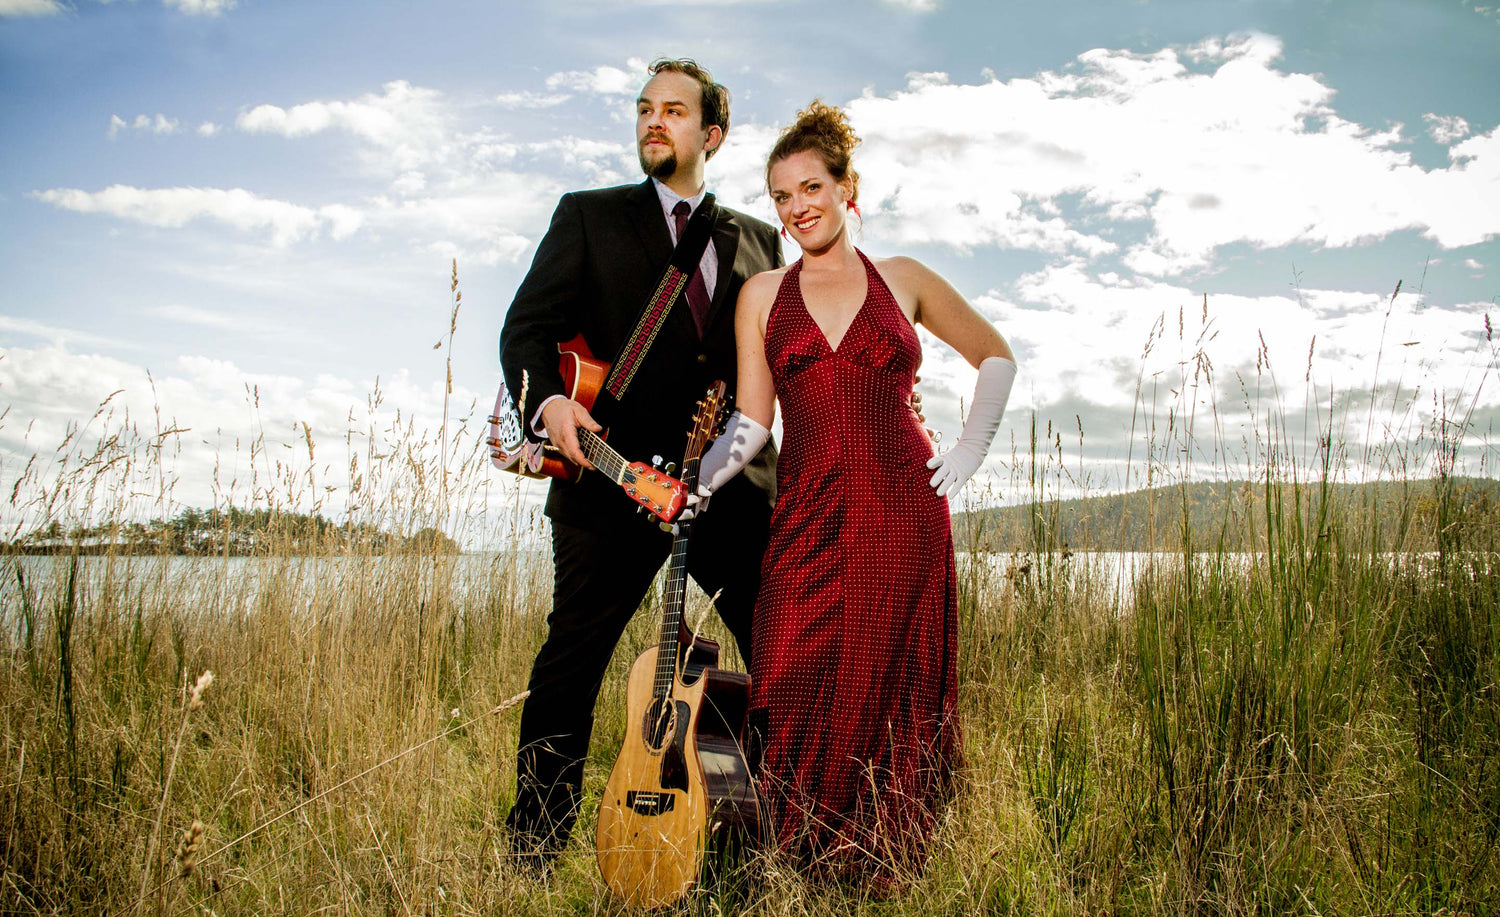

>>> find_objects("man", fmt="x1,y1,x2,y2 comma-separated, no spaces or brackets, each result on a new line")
498,58,781,870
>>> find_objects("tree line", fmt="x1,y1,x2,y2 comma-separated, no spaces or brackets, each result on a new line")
955,475,1500,553
8,506,461,556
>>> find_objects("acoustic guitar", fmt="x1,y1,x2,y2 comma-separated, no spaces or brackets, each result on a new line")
595,380,762,908
488,335,686,523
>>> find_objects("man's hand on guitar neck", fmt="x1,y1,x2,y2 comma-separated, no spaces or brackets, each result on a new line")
541,398,604,471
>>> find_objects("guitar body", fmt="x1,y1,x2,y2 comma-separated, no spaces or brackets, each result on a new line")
597,636,760,908
534,336,607,482
488,337,686,520
595,381,761,908
597,644,708,907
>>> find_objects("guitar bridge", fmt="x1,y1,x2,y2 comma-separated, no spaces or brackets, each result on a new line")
625,790,676,816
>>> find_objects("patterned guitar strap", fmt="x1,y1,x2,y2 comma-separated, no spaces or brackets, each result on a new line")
601,192,718,401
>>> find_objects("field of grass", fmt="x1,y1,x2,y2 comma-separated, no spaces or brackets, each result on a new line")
2,299,1498,914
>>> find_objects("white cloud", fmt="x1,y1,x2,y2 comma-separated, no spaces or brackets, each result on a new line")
109,113,181,137
0,340,524,535
197,121,220,137
163,0,235,15
495,90,571,109
237,80,448,176
545,59,651,97
579,0,774,4
238,80,433,143
391,170,427,195
1464,258,1485,269
1424,113,1471,144
30,185,363,246
703,122,782,218
881,0,940,9
82,80,592,263
0,315,118,349
221,79,653,261
829,32,1500,271
0,0,63,16
143,303,254,331
365,179,555,265
521,137,633,186
901,258,1499,491
318,203,363,240
997,260,1497,424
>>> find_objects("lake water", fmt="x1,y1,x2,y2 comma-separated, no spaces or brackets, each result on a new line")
1,549,1192,626
1,550,555,624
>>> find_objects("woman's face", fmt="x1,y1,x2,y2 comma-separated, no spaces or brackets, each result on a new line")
768,149,851,253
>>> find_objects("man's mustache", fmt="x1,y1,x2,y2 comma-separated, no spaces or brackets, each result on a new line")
640,132,671,147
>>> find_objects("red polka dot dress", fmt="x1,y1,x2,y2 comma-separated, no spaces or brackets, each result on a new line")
750,249,959,880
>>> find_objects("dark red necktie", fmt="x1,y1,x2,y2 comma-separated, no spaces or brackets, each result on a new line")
672,200,712,336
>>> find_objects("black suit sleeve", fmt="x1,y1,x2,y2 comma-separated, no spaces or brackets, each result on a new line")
499,193,587,434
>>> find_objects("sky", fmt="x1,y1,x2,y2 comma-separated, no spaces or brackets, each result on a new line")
2,0,1498,541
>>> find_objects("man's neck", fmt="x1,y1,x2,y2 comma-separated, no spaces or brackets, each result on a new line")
657,163,706,200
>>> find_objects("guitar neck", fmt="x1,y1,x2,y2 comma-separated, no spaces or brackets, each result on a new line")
577,429,631,482
651,456,699,698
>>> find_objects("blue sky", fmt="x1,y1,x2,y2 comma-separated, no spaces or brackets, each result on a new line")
2,0,1498,535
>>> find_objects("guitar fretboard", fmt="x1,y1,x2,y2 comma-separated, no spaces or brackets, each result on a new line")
578,430,633,485
651,455,699,700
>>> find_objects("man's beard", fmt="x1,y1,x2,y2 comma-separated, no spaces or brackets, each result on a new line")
638,138,678,180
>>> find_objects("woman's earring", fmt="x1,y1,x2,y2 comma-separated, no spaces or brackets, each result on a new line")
780,225,790,241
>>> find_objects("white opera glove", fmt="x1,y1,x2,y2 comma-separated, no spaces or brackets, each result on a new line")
693,409,770,511
926,356,1017,497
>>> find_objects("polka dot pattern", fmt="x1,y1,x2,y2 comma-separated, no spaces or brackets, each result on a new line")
750,250,960,879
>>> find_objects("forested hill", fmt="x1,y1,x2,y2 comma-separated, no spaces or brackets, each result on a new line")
7,506,462,556
953,476,1500,553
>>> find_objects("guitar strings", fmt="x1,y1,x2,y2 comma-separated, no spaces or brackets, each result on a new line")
653,532,689,699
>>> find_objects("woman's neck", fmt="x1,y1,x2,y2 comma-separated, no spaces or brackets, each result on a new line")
796,230,859,273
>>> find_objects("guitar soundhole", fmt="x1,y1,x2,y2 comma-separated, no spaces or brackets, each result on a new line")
642,697,677,752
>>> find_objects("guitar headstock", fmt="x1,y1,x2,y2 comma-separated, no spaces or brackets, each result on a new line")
620,464,687,523
683,380,729,468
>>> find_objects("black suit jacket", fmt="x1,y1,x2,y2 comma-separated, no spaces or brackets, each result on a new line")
500,179,782,534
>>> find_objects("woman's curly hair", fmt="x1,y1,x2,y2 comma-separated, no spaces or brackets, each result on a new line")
765,99,861,202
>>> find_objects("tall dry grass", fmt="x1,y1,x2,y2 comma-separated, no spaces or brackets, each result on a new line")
1,279,1498,915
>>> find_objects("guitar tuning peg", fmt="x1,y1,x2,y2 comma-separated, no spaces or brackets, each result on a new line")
665,462,677,475
652,454,663,469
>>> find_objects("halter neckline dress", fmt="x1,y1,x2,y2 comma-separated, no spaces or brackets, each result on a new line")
750,249,960,878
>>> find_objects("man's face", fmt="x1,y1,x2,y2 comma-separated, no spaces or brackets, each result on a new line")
635,71,719,180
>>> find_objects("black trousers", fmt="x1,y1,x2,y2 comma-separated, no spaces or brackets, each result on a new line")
504,487,771,857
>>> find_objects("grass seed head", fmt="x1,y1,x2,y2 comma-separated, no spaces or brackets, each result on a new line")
174,820,204,877
188,670,214,711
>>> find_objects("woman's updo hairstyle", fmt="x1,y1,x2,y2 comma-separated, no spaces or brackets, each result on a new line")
766,100,861,203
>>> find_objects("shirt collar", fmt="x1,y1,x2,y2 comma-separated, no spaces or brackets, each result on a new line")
651,178,707,220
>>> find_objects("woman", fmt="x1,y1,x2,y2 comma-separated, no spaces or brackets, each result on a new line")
698,101,1016,882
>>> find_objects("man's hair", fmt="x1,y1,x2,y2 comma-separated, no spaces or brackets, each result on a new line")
648,58,731,159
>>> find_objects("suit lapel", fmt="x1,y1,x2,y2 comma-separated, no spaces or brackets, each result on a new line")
704,207,741,333
627,179,673,267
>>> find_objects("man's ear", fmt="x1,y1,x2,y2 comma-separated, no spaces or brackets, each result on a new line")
703,124,724,158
